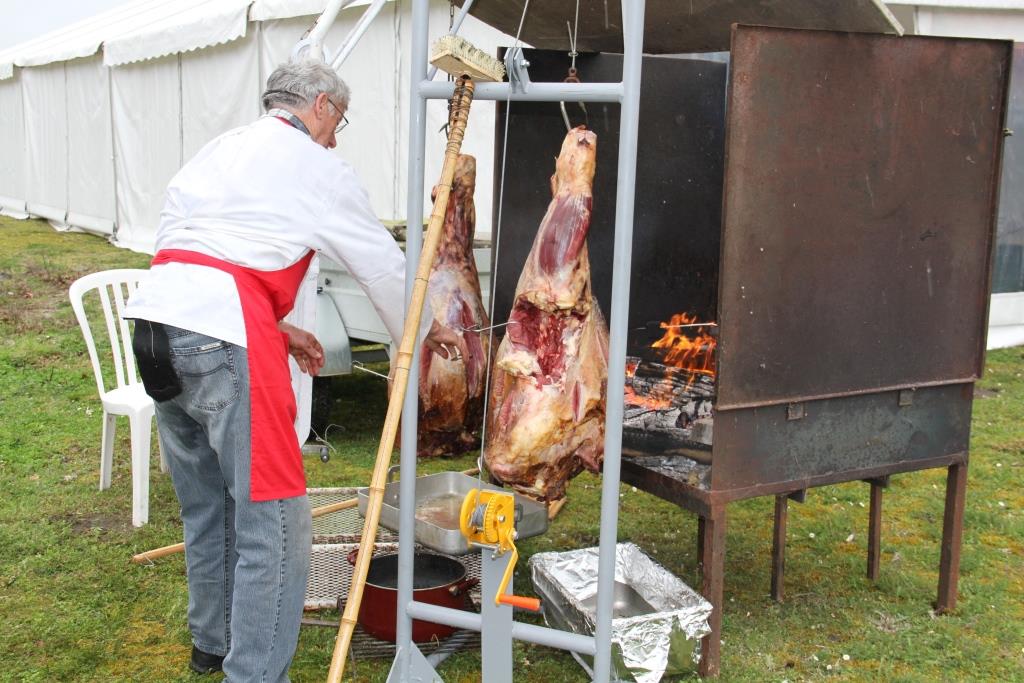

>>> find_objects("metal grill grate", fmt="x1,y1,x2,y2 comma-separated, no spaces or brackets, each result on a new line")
305,489,482,660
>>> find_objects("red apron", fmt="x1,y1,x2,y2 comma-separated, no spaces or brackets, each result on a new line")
151,249,315,502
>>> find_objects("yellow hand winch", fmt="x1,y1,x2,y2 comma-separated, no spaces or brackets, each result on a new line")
459,488,541,611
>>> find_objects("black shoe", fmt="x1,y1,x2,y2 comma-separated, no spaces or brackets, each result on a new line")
189,646,225,674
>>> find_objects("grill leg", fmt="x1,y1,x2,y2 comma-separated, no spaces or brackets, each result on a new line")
698,506,726,677
867,481,884,581
936,462,968,613
696,516,706,584
771,495,788,602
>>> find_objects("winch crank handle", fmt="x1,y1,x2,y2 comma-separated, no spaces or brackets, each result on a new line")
497,594,542,612
493,537,541,611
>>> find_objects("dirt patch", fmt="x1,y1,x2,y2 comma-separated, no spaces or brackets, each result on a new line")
0,281,70,333
25,261,89,289
50,511,132,535
974,387,1001,399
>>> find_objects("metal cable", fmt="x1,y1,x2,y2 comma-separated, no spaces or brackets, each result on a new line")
570,0,580,71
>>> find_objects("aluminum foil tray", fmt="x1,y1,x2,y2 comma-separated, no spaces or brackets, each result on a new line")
357,472,549,555
530,542,712,683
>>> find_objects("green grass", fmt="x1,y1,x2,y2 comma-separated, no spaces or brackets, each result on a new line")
0,216,1022,682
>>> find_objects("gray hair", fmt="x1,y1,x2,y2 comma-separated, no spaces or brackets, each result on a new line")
261,60,350,112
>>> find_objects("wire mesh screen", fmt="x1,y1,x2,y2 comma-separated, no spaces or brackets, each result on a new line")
308,487,398,541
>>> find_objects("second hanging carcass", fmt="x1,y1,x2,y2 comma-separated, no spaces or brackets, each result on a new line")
484,127,609,501
418,154,490,457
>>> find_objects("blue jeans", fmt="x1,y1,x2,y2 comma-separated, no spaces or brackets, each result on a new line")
151,324,311,683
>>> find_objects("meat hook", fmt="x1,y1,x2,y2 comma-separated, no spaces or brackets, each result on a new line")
559,18,588,132
353,361,389,380
461,320,520,334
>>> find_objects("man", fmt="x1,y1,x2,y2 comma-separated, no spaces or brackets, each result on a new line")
124,60,459,681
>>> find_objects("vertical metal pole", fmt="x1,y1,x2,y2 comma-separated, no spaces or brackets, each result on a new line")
481,548,514,680
395,0,430,678
771,495,788,602
107,64,119,236
936,461,968,613
592,1,645,681
867,481,883,581
699,507,727,677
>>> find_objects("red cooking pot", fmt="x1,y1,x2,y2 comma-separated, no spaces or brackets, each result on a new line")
347,549,478,642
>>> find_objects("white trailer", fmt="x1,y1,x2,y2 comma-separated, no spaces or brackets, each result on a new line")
309,243,491,436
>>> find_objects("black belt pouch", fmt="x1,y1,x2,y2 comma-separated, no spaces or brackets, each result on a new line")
131,319,183,402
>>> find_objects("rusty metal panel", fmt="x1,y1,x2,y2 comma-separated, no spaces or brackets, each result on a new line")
710,384,974,492
460,0,901,54
716,26,1011,410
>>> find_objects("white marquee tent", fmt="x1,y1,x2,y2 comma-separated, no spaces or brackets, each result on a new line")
1,0,1022,348
0,0,512,250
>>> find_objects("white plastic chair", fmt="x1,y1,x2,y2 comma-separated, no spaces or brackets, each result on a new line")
69,269,165,527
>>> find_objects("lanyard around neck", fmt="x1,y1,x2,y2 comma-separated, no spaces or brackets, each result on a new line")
265,108,311,137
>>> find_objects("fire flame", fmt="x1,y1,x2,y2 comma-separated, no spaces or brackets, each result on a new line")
651,313,717,377
624,384,674,410
624,312,717,410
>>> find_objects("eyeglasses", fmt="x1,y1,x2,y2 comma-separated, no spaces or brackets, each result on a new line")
326,97,349,134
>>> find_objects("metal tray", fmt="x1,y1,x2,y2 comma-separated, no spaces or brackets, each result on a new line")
530,542,713,682
357,471,549,556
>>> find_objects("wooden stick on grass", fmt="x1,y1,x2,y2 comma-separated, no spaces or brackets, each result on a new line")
131,498,359,564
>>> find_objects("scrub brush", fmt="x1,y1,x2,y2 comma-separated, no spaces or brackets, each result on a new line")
430,34,506,81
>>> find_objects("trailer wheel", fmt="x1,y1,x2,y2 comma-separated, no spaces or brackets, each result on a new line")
310,376,334,441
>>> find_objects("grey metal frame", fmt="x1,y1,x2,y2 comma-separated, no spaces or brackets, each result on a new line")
393,1,647,680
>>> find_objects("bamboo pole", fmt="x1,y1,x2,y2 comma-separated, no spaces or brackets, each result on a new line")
130,498,360,564
326,77,475,683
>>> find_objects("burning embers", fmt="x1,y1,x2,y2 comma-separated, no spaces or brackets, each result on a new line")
623,312,717,463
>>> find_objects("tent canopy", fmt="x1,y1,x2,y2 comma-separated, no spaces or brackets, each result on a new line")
0,0,387,78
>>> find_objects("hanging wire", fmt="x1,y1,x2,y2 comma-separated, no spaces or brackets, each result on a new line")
570,0,580,72
560,0,586,131
476,0,532,495
567,21,578,71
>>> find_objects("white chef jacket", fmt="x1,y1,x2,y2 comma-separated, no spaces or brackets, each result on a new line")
125,116,407,347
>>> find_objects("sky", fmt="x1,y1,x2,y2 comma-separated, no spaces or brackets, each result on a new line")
0,0,129,51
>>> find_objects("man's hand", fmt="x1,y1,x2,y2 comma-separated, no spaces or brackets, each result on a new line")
279,321,324,375
424,319,463,361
